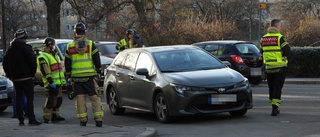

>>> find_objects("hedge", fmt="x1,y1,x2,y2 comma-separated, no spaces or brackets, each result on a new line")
287,47,320,77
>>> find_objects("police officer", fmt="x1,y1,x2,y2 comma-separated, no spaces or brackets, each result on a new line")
260,19,291,116
65,21,104,127
37,37,66,123
116,29,137,51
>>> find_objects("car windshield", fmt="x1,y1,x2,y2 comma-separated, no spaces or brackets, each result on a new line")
57,43,68,55
153,48,225,72
235,44,260,55
96,43,118,54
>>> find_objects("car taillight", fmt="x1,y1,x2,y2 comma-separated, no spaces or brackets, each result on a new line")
230,55,245,64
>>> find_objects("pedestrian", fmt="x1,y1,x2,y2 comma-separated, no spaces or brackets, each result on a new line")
116,29,136,51
65,21,104,127
12,91,27,118
2,29,42,125
133,30,143,48
36,37,66,123
260,19,291,116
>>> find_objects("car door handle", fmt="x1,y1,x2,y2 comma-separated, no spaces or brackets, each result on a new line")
116,73,120,77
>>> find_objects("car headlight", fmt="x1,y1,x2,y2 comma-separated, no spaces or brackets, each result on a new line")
6,79,14,90
170,83,206,95
234,79,249,88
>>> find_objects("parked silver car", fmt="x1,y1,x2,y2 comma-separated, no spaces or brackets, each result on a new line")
103,45,253,123
0,75,14,113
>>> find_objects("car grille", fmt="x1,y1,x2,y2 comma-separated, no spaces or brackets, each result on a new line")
0,86,6,90
185,92,249,113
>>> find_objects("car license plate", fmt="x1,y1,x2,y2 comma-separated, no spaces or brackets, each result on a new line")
0,93,7,99
250,68,261,76
208,94,237,104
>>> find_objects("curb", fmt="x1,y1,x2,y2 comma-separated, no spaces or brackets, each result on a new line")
136,127,156,137
262,78,320,85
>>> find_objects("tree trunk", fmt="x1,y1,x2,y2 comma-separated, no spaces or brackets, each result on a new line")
133,0,152,46
44,0,63,38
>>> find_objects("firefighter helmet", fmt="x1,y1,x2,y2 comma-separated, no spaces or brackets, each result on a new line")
43,37,55,46
126,29,134,35
74,21,87,34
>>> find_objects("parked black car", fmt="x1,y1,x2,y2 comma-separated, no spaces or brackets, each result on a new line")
103,45,253,123
192,40,265,85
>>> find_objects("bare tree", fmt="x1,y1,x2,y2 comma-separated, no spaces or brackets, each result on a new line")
43,0,63,38
1,0,42,51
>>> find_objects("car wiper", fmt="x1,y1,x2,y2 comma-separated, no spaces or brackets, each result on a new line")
161,70,180,72
242,53,254,55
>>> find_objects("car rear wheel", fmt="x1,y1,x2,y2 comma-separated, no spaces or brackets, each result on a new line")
249,77,262,85
0,106,7,113
154,92,171,123
229,109,247,116
107,87,125,115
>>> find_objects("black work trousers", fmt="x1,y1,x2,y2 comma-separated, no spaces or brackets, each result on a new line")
266,71,286,101
13,79,36,122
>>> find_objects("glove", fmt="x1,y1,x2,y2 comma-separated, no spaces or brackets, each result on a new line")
50,83,56,89
66,82,75,100
67,91,76,100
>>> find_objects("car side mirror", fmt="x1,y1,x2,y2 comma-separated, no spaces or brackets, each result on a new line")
222,61,231,67
136,68,149,78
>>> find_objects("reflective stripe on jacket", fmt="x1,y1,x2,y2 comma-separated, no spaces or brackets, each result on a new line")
67,40,96,77
117,38,135,50
261,33,288,70
37,52,66,87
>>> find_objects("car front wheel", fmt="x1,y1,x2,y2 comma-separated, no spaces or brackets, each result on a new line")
229,109,247,116
107,87,125,115
0,106,7,113
154,92,171,123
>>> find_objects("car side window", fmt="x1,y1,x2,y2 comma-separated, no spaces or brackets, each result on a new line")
216,45,225,55
123,52,139,71
136,53,153,75
204,45,219,55
114,54,126,67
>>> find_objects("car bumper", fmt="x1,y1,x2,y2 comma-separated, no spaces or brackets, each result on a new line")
235,64,265,78
0,91,14,107
168,86,253,116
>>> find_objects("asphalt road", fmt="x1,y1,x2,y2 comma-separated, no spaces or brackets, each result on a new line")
1,83,320,137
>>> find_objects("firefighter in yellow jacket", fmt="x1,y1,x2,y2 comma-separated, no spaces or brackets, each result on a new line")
37,37,66,123
65,21,104,127
116,29,137,51
260,19,291,116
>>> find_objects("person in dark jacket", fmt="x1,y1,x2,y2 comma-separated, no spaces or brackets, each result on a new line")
133,30,143,48
3,29,42,126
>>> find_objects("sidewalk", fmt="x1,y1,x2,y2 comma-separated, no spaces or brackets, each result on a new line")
262,78,320,84
0,117,156,137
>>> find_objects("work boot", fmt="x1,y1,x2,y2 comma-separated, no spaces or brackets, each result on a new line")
43,119,50,124
96,121,102,127
11,115,18,118
271,105,280,116
19,121,25,126
80,122,87,126
29,120,42,126
51,116,65,122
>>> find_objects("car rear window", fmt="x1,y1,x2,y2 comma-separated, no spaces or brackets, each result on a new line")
234,44,260,55
96,44,118,54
